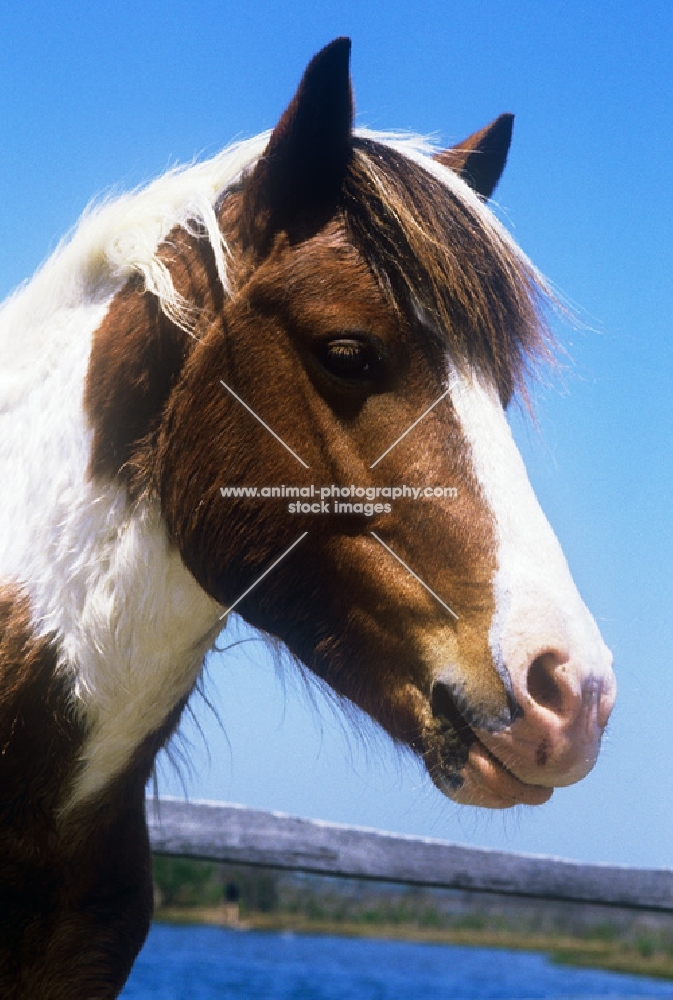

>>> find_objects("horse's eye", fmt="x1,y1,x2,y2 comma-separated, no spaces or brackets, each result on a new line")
320,338,381,382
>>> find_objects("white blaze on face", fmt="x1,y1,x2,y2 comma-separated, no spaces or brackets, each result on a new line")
448,367,616,789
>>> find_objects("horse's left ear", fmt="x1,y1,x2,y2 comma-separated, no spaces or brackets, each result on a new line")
242,37,354,250
434,114,514,200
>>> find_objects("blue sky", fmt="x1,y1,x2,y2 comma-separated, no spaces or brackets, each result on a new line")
2,2,672,868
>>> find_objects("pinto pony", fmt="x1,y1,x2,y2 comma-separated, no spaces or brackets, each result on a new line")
0,39,615,998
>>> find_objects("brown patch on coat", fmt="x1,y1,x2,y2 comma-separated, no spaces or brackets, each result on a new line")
0,584,186,998
85,220,229,499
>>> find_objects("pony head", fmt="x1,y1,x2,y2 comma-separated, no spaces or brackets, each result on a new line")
90,39,616,809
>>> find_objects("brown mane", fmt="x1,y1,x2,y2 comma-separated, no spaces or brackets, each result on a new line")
344,138,553,403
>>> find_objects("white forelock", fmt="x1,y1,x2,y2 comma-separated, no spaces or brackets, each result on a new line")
0,133,270,348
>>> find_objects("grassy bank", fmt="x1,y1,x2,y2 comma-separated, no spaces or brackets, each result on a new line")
152,856,673,981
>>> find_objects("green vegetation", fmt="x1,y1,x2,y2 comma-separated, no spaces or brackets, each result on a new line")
152,856,673,981
153,856,277,912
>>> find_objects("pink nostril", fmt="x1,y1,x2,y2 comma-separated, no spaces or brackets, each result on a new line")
526,651,574,716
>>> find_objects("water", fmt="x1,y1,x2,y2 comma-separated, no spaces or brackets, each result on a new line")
120,924,673,999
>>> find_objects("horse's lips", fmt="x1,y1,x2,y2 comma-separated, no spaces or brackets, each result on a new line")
460,738,554,808
431,688,553,808
436,729,553,809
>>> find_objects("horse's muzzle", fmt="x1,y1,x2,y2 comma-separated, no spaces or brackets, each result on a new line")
430,641,616,809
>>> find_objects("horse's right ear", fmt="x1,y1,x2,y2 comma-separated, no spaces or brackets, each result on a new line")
242,38,354,251
434,114,514,200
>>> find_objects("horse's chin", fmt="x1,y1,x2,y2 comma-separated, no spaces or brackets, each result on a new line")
438,739,554,809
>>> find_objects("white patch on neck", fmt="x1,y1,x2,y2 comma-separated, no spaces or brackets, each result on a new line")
0,293,223,812
448,368,612,696
56,493,222,810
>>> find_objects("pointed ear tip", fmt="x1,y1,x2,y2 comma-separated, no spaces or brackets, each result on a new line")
496,113,515,136
327,36,352,51
314,36,352,65
299,38,352,88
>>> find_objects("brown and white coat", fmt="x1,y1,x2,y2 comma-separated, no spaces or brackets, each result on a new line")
0,38,614,998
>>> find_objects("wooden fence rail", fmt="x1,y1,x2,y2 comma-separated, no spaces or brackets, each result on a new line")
147,798,673,915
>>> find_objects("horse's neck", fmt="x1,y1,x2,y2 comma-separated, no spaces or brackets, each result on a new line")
0,283,223,812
